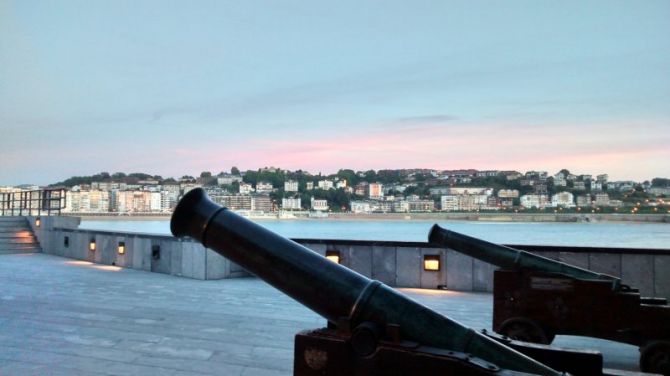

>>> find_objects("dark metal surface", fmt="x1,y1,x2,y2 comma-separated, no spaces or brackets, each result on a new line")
171,188,561,376
428,224,621,290
294,328,536,375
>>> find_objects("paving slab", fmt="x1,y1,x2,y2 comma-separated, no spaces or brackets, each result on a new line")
0,253,642,375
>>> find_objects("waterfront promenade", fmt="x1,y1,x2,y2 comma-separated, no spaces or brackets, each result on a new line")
0,252,641,375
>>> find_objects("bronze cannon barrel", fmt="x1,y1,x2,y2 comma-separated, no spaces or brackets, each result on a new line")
171,188,561,375
428,224,620,290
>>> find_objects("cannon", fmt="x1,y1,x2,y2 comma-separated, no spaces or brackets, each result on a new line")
429,224,670,375
171,188,564,375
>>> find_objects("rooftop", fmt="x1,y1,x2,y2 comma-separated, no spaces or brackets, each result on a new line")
0,253,640,375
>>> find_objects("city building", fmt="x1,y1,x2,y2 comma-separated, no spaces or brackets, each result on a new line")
350,201,371,214
282,197,301,210
497,189,519,198
368,183,384,200
255,181,274,193
318,180,334,190
573,181,586,191
306,182,314,190
551,191,575,208
310,198,328,211
408,200,434,212
520,194,549,209
239,183,254,195
213,195,252,211
594,193,610,207
576,195,591,207
284,180,299,192
441,195,458,211
251,195,273,212
217,174,243,185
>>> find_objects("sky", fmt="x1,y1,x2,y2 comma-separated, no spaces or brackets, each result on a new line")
1,0,669,185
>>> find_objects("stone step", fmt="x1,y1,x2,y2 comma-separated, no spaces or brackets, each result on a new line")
0,249,40,255
0,218,29,224
0,245,41,252
0,232,34,238
0,238,38,244
0,226,30,233
0,222,28,227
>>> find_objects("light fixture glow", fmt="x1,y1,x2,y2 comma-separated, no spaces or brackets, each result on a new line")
423,255,440,271
325,250,341,264
35,217,41,227
89,239,96,251
118,241,125,255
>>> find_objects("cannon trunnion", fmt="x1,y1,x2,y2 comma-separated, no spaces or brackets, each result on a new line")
429,224,670,375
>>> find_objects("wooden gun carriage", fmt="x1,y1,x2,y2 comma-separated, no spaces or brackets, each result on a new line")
429,224,670,375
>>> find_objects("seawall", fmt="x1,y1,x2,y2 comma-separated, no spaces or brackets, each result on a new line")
27,216,670,300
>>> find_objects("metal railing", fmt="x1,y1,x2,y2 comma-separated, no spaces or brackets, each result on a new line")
0,188,67,216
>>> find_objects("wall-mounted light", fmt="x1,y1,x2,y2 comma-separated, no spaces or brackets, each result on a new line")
152,245,160,260
89,239,96,251
423,255,441,271
325,250,341,264
118,241,125,255
35,217,41,227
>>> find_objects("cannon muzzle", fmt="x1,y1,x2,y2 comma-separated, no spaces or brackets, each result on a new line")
171,188,561,375
428,224,620,290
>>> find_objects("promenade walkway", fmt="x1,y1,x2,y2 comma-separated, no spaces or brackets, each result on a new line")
0,253,640,375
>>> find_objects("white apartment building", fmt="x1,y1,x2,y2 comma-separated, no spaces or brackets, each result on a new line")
368,183,384,199
318,180,334,190
551,191,575,208
239,183,254,195
446,187,491,195
573,181,586,191
311,198,329,211
440,195,458,211
282,197,301,210
350,201,372,214
64,189,110,213
306,182,314,190
336,180,347,189
497,189,519,198
256,181,274,193
149,192,162,212
576,195,591,207
520,194,550,209
393,200,409,213
217,174,243,185
284,180,299,192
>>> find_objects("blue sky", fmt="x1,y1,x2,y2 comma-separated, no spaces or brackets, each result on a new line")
1,0,669,185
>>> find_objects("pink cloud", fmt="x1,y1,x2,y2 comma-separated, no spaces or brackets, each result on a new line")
164,119,669,181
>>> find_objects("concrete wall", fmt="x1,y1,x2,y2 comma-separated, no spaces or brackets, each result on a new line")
27,216,244,280
23,216,670,299
295,239,670,299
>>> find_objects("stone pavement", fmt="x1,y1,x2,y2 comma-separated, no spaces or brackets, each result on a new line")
0,253,640,375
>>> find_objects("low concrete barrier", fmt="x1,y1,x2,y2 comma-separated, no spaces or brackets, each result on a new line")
25,216,670,299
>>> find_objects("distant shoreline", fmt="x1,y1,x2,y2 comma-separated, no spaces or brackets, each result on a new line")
69,212,669,223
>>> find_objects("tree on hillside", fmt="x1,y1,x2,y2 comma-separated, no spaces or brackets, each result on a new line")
231,166,240,175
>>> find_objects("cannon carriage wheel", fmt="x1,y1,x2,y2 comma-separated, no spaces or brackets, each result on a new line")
640,340,670,375
498,317,555,345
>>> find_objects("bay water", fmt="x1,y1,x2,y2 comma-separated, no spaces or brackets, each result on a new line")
79,219,670,249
